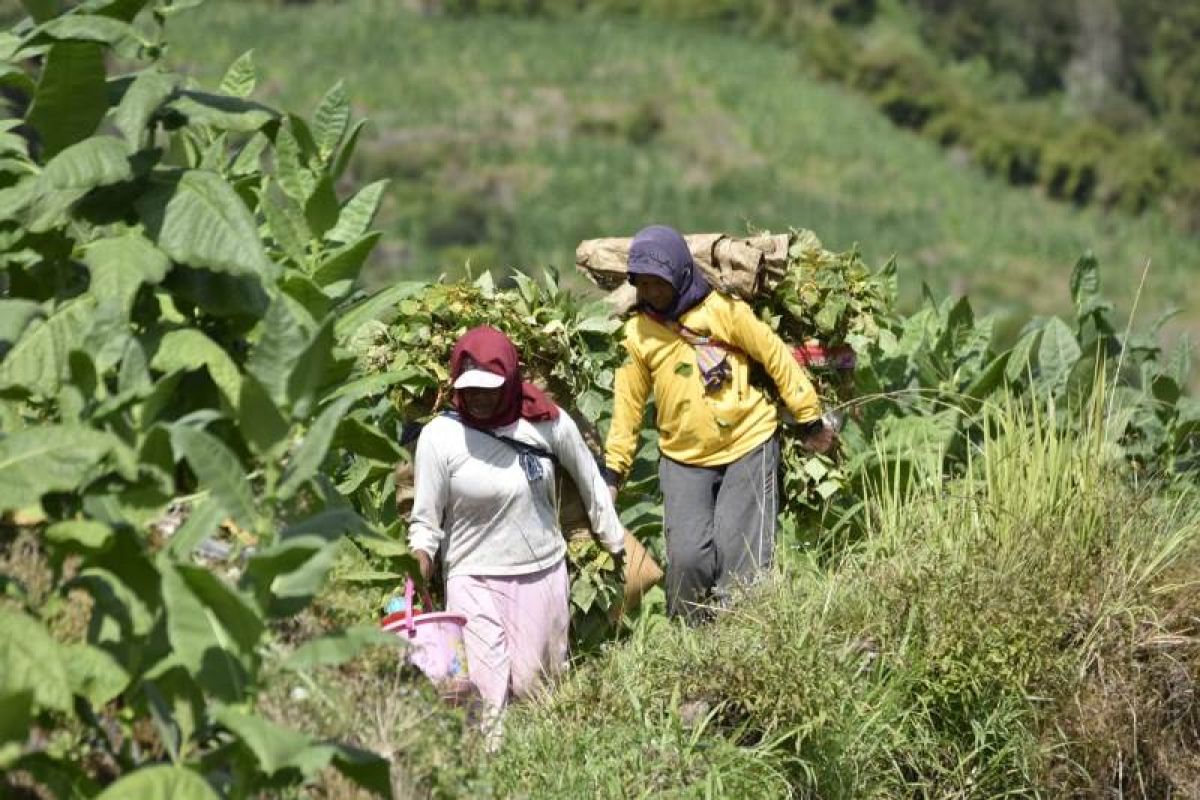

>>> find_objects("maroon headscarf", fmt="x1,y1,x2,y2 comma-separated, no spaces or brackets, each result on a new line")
449,326,559,428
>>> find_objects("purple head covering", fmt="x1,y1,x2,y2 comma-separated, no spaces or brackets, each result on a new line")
627,224,711,320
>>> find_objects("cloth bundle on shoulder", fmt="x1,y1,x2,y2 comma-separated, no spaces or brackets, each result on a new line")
576,231,791,300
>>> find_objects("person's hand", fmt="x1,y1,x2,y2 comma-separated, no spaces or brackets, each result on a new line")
610,549,626,577
801,424,837,455
414,550,434,584
608,483,619,504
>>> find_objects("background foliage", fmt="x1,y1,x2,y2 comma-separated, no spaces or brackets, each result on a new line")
163,0,1200,355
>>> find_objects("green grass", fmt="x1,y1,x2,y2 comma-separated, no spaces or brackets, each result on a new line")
166,1,1198,336
269,395,1200,797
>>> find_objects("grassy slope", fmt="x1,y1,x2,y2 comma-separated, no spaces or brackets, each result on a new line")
263,402,1200,798
168,2,1197,335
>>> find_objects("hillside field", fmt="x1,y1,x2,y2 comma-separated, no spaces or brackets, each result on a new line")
167,1,1198,341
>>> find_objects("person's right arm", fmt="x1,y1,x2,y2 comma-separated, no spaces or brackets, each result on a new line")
407,424,450,578
604,324,651,488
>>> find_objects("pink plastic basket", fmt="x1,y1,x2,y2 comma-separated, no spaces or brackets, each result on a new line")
380,578,469,688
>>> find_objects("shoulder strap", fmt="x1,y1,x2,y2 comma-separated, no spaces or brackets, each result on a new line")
441,411,559,480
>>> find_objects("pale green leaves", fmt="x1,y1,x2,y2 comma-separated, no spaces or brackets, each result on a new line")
214,709,392,796
152,329,243,409
114,69,177,149
1036,317,1082,395
0,425,114,512
84,232,169,321
326,179,387,245
314,80,349,159
278,396,354,499
169,426,255,529
283,625,397,672
139,170,276,279
161,562,260,703
0,609,73,711
95,766,219,800
41,135,134,190
219,50,257,98
0,297,95,396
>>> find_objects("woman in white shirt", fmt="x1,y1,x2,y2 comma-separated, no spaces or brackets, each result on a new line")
408,325,625,719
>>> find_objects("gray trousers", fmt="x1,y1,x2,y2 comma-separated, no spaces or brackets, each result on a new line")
658,434,780,622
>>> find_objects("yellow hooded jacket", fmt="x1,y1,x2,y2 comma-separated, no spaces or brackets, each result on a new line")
604,291,822,477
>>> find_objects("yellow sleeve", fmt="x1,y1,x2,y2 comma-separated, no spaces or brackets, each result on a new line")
604,323,651,480
720,296,822,423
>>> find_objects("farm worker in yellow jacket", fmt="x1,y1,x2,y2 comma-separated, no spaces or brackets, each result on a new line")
604,225,834,622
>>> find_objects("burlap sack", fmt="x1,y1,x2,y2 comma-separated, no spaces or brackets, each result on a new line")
575,231,791,299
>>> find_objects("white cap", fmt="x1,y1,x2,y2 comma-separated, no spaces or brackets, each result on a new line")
453,369,506,390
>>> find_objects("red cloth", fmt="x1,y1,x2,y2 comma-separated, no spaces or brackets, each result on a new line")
449,326,559,428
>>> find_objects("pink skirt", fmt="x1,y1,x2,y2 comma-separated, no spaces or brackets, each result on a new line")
446,559,569,711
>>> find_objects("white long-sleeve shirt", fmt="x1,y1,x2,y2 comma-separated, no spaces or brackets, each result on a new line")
407,410,625,578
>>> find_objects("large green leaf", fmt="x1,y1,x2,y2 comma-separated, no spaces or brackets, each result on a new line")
248,295,313,405
313,80,349,159
312,231,380,290
0,299,43,347
278,396,353,499
31,14,136,47
326,179,386,244
176,565,264,655
167,90,276,134
25,42,107,159
214,708,394,796
238,372,290,459
0,425,113,513
331,118,367,180
274,122,310,202
214,708,335,777
160,562,251,703
1005,326,1043,384
114,69,177,149
334,416,402,462
1036,317,1082,395
40,134,133,190
334,281,424,340
46,519,114,551
0,296,99,395
304,172,339,239
63,642,129,706
261,178,311,265
95,765,219,800
0,609,72,711
242,534,340,617
283,625,397,672
151,328,242,409
137,170,275,278
84,232,169,319
169,426,256,528
285,316,334,419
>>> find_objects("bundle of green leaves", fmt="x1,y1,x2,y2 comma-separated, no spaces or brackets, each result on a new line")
337,270,636,644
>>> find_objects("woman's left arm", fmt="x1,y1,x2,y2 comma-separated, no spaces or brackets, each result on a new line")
722,296,822,423
551,412,625,555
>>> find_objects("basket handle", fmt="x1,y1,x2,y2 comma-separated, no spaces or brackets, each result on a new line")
402,577,438,637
